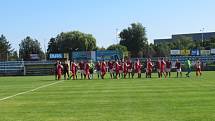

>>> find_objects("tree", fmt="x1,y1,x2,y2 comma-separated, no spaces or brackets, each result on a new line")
209,37,215,48
143,43,156,58
96,46,106,50
9,51,19,61
0,34,13,60
19,36,44,60
155,43,170,57
119,23,148,57
107,44,127,52
203,37,215,49
47,38,59,53
47,31,97,53
172,36,194,50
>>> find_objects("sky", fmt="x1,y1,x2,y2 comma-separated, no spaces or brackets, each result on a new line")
0,0,215,52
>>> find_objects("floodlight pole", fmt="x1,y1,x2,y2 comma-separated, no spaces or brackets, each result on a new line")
116,28,119,44
200,28,205,47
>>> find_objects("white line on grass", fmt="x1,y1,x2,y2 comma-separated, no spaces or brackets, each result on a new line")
0,80,65,101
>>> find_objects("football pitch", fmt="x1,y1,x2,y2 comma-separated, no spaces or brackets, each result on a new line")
0,72,215,121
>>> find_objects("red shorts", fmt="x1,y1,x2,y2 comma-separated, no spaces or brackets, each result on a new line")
196,68,201,72
147,69,152,73
136,69,141,73
160,68,165,73
71,70,76,75
85,70,89,75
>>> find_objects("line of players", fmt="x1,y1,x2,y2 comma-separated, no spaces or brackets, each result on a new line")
55,58,202,80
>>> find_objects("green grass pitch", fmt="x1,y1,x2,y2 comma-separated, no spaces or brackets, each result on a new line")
0,72,215,121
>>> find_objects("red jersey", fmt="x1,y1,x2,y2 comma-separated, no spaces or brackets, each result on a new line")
166,61,172,69
127,61,132,69
123,63,128,72
119,63,123,71
156,61,161,69
101,62,106,72
57,64,63,74
85,63,90,70
79,62,84,70
160,60,166,70
71,63,76,72
147,61,153,70
108,62,114,69
115,62,120,73
135,62,141,70
95,63,101,71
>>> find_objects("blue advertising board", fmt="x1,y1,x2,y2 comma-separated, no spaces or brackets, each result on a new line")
72,51,95,61
191,49,200,56
49,53,63,59
96,50,121,61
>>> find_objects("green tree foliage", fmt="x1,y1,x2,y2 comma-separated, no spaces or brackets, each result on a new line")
47,31,97,53
0,34,13,61
19,36,44,60
143,44,156,58
107,44,127,52
47,38,59,53
155,44,170,57
203,37,215,49
119,23,148,57
172,36,195,50
9,51,19,61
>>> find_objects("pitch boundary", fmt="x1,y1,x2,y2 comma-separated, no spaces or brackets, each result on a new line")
0,80,65,101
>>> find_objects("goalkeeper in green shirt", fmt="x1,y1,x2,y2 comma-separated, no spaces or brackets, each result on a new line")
185,58,192,77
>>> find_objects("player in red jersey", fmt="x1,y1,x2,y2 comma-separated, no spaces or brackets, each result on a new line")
101,61,107,79
115,61,120,79
70,61,77,80
195,59,202,76
123,60,128,78
57,62,63,80
160,58,167,78
84,61,90,79
119,61,123,78
165,59,172,78
127,59,133,78
108,60,114,79
146,58,153,78
135,59,142,78
156,58,161,78
79,61,85,79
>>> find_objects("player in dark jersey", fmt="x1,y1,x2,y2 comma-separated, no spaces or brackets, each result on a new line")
175,59,182,78
79,61,85,79
95,61,101,79
63,61,70,80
